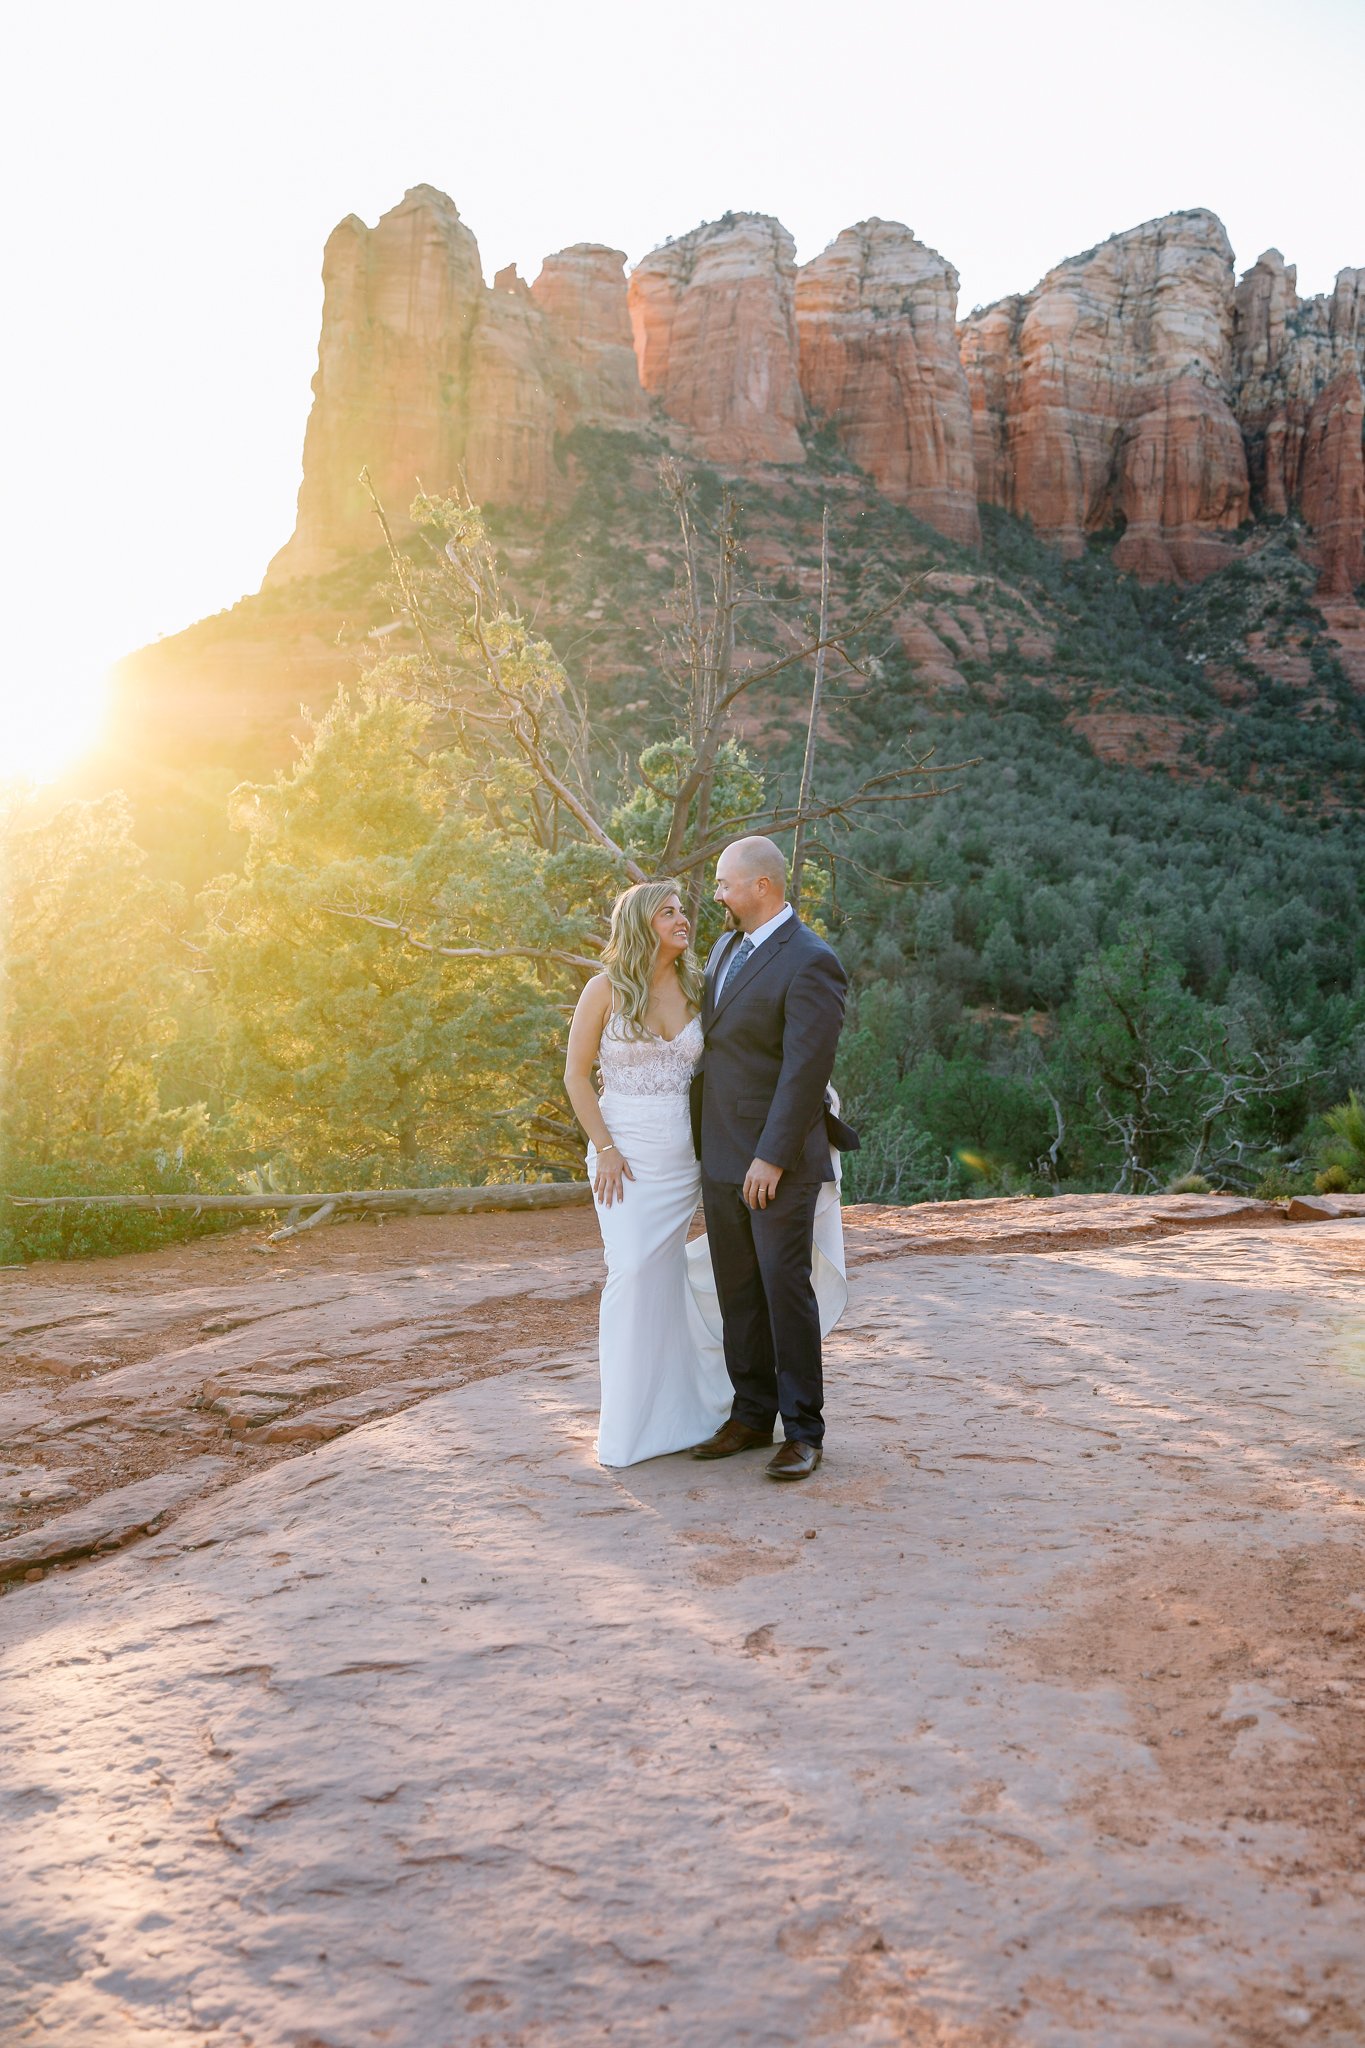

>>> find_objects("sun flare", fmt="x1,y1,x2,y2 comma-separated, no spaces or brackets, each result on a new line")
6,670,111,787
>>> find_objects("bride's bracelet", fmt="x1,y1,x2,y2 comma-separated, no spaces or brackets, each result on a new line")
598,1141,619,1156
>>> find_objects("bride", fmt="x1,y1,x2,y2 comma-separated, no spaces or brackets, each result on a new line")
564,879,845,1468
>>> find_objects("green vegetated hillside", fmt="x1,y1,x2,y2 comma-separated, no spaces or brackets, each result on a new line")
8,425,1365,1257
510,430,1365,1204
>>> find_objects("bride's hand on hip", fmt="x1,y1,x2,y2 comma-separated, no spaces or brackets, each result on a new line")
593,1148,634,1207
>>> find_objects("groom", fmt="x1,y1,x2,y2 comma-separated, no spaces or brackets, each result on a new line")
690,836,850,1480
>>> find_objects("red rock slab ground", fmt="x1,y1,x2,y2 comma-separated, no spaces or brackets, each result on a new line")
1,1202,1363,2044
0,1194,1307,1574
0,1206,608,1567
0,1195,1285,1573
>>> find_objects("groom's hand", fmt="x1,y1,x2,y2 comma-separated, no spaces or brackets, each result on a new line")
743,1158,784,1210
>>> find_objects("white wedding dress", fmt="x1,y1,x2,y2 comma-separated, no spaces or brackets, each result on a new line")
589,1011,848,1468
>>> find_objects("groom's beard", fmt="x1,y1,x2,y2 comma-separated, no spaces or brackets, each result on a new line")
722,907,742,931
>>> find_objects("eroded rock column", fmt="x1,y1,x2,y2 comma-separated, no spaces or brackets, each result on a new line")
628,214,807,466
796,219,980,545
268,186,485,582
959,209,1250,580
1235,253,1365,595
531,244,648,431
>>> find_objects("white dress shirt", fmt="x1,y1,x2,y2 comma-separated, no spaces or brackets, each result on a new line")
742,903,794,951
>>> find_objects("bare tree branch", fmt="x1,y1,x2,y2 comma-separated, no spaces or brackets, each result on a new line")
790,503,830,913
322,905,601,974
359,466,444,681
348,468,966,999
667,760,979,879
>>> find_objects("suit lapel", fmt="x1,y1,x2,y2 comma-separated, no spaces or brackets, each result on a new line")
710,917,799,1019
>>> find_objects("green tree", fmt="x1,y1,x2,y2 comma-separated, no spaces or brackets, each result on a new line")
204,691,588,1186
0,791,217,1258
610,734,765,954
1,791,202,1179
1055,933,1306,1190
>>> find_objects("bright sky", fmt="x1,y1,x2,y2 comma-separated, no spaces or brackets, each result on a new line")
4,0,1362,783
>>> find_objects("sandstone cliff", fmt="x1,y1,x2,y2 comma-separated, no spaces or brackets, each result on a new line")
628,214,807,466
1235,253,1365,595
269,188,485,581
795,220,980,545
530,244,648,432
462,269,562,513
268,189,1362,602
268,192,643,584
960,210,1251,580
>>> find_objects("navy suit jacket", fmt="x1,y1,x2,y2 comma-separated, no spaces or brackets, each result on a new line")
696,916,849,1184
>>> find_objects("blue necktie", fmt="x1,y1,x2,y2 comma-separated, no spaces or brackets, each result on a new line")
720,934,754,997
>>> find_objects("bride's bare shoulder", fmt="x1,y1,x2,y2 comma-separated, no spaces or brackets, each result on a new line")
574,973,613,1018
565,974,613,1071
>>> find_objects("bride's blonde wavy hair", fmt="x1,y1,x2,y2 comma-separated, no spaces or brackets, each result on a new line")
602,880,703,1037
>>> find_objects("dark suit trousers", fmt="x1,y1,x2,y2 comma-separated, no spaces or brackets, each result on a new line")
700,1171,824,1446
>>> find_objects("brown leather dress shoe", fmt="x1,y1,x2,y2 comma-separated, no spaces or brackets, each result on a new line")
766,1440,822,1480
691,1419,776,1460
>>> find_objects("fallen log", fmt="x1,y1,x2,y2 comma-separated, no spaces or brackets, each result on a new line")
7,1184,592,1216
268,1198,341,1244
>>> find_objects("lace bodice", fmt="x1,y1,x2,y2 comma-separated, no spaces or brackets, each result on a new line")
598,1012,703,1097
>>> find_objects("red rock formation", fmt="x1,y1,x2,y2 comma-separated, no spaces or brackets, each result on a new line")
463,268,559,511
530,245,647,430
269,187,485,582
960,210,1250,580
1300,369,1364,596
958,299,1017,512
269,197,646,585
268,189,1360,601
1233,249,1301,516
628,215,806,465
795,220,979,545
1235,254,1364,596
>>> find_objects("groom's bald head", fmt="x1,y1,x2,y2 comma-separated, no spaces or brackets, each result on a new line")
723,837,787,889
714,836,788,932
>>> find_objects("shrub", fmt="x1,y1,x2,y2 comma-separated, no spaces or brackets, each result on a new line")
1313,1091,1365,1193
1315,1162,1352,1195
0,1156,240,1265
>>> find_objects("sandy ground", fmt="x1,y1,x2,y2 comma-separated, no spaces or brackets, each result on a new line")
1,1196,1363,2045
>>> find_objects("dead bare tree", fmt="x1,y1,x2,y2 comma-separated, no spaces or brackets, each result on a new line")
789,503,831,915
1093,1041,1313,1193
650,464,965,899
343,463,972,968
1035,1090,1067,1187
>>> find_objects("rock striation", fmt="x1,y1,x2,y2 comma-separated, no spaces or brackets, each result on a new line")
1234,253,1365,595
628,214,807,466
960,210,1251,580
795,220,980,545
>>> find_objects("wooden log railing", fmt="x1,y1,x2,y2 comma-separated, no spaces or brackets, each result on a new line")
6,1183,592,1243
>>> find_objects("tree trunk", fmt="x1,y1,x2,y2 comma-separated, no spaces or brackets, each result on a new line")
790,505,831,914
